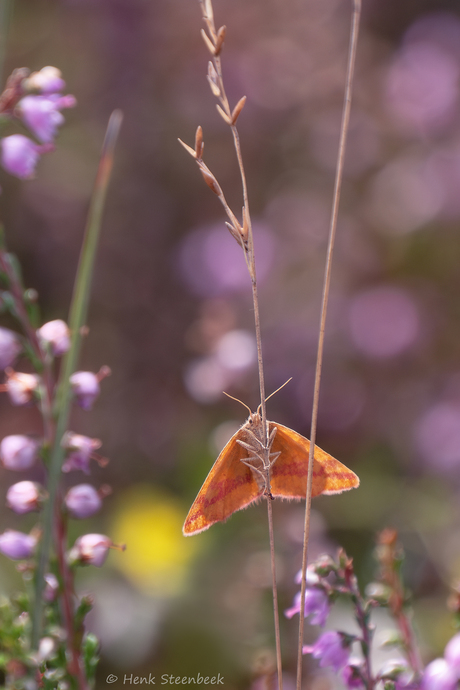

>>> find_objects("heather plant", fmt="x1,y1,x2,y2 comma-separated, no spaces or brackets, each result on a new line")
0,65,122,689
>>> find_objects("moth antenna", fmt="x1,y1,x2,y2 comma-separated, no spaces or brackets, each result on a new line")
265,377,293,403
222,391,252,415
256,378,293,414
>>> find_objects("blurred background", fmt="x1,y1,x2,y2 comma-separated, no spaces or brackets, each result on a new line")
1,0,460,686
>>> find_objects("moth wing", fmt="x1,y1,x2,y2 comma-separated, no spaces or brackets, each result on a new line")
269,422,359,499
183,426,264,536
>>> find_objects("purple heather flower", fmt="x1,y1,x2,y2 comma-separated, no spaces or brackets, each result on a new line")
422,659,458,690
285,588,330,626
69,533,123,568
304,631,350,672
0,327,21,370
37,319,70,356
70,366,110,410
445,633,460,675
43,573,59,602
0,435,40,471
0,529,37,560
6,480,43,513
0,134,47,179
342,660,365,689
4,369,40,405
61,432,102,474
64,484,102,519
19,94,76,144
25,66,66,94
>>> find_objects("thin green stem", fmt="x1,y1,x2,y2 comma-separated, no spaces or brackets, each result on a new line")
31,110,122,650
295,3,362,689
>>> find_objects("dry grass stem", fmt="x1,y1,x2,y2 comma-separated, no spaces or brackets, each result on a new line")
295,2,362,688
182,1,284,686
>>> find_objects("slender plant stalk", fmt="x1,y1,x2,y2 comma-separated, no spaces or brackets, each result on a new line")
186,2,283,686
295,2,362,689
31,109,123,651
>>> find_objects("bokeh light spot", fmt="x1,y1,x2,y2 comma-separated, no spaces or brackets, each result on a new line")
368,154,443,235
184,357,229,404
215,329,257,371
111,485,200,596
178,222,275,297
385,41,459,134
349,286,420,359
415,402,460,473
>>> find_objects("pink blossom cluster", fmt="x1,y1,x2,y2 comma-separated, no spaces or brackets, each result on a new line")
285,559,460,690
0,320,117,569
0,66,75,180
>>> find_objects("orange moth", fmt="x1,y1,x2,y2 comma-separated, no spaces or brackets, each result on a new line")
183,410,359,536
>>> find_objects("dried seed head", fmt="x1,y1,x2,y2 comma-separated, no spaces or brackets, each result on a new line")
199,166,222,195
225,221,244,245
215,26,226,56
178,138,197,159
207,76,221,98
231,96,247,125
203,0,214,22
242,206,250,241
201,28,216,56
195,126,204,159
216,104,232,126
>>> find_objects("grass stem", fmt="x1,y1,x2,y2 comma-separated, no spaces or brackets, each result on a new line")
295,3,362,688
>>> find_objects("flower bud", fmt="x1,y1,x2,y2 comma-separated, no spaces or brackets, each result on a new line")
0,435,40,471
0,529,37,560
0,134,43,179
6,480,44,513
0,327,21,370
69,533,124,568
4,369,40,405
445,633,460,675
43,573,59,602
37,319,70,356
422,659,458,690
24,66,65,94
61,432,102,474
64,484,102,519
70,366,110,410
